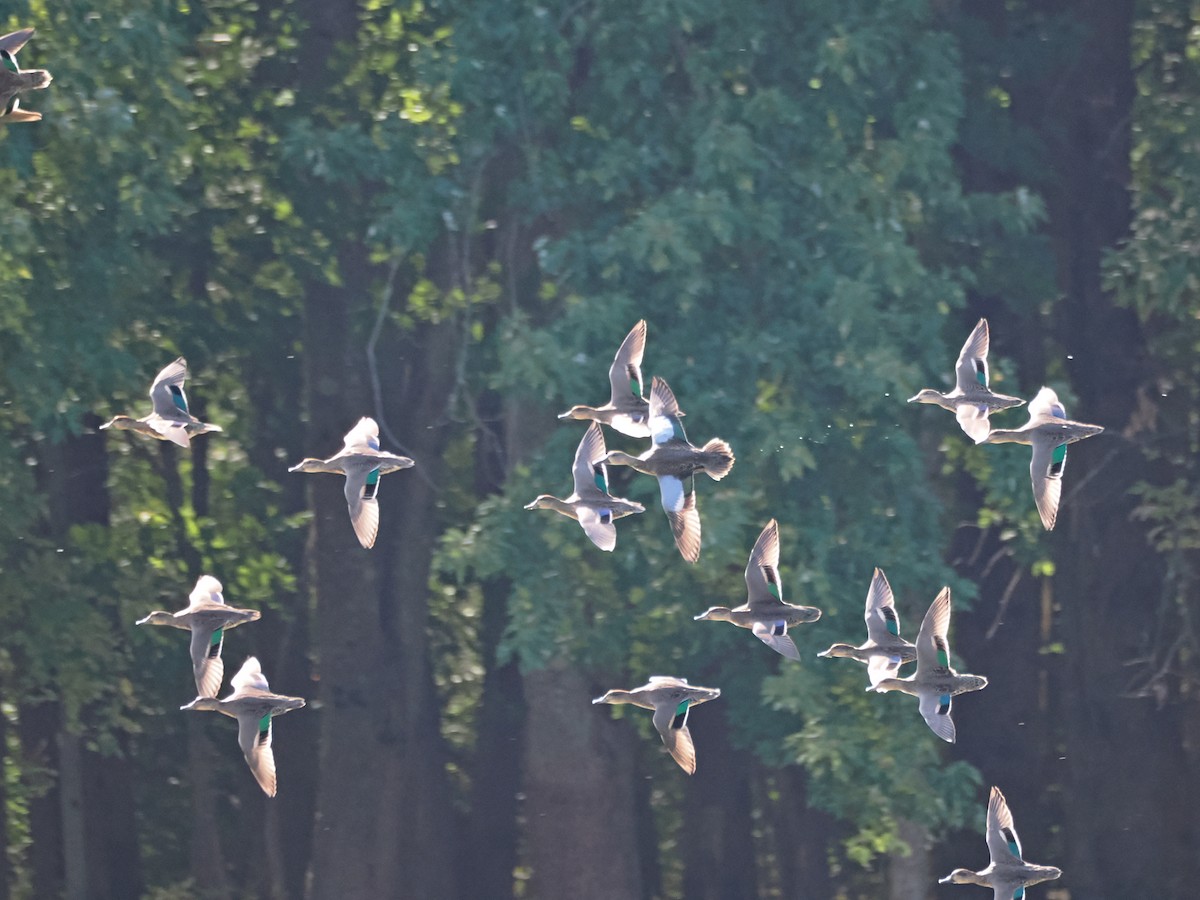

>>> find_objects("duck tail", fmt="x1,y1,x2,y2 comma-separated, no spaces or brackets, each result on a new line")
21,69,51,90
700,438,735,481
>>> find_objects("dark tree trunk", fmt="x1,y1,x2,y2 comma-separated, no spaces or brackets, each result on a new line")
461,576,525,900
522,664,643,900
1011,0,1200,896
679,708,757,900
763,767,836,899
20,699,64,900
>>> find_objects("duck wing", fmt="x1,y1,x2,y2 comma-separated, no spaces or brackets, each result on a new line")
570,422,610,499
863,568,902,643
751,621,801,660
607,319,647,404
953,319,991,392
237,711,278,797
1029,437,1064,531
658,474,700,562
341,417,381,453
918,690,956,743
744,519,783,608
575,505,617,552
149,358,191,419
985,786,1025,864
652,699,697,775
914,587,952,674
0,29,33,55
648,377,688,445
189,626,226,699
343,469,379,549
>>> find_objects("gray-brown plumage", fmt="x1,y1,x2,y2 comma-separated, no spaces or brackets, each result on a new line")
181,657,305,797
0,29,51,124
939,786,1063,897
693,519,821,660
592,676,720,775
136,575,261,699
603,377,734,562
525,422,645,551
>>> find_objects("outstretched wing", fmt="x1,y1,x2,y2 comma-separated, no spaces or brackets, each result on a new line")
985,786,1025,865
863,568,901,643
652,701,697,775
607,320,647,403
342,417,381,452
570,423,609,498
1030,439,1064,531
344,470,380,549
0,30,34,56
915,588,952,673
189,627,225,699
231,656,270,692
575,505,617,552
659,474,700,562
648,377,688,445
237,713,278,797
149,358,190,418
918,690,956,743
954,319,991,392
752,621,801,660
744,519,782,608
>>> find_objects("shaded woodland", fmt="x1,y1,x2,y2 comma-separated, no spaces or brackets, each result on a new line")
0,0,1198,897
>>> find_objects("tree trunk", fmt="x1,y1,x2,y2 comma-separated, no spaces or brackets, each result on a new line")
680,709,757,900
522,663,643,900
887,819,931,900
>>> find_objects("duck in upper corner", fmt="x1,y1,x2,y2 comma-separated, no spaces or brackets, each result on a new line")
977,386,1104,531
592,676,720,775
908,318,1025,443
136,575,261,699
693,518,820,660
525,421,645,551
288,416,414,549
939,785,1062,898
818,567,918,685
603,376,734,562
558,319,653,438
181,657,305,798
100,357,224,448
867,586,987,743
0,29,52,124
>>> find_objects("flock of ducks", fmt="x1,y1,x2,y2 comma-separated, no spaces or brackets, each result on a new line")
104,357,416,795
13,27,1082,890
531,318,1097,896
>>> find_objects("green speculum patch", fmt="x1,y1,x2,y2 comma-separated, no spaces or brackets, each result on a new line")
209,629,223,646
1051,444,1067,466
366,468,380,486
258,714,271,734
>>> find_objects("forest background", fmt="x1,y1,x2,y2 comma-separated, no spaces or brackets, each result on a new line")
0,0,1197,898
